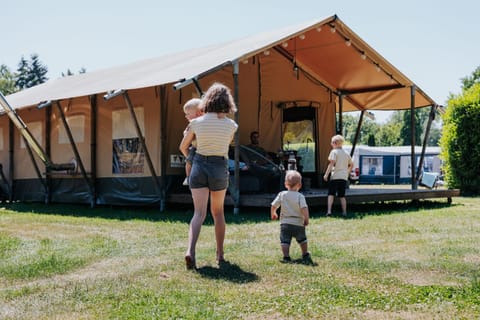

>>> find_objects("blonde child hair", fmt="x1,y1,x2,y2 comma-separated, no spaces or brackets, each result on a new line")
331,134,345,146
183,98,203,119
285,170,302,188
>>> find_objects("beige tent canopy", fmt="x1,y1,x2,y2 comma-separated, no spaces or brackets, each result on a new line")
7,15,435,112
1,14,438,209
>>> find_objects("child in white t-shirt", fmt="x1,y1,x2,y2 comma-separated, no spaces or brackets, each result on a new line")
271,170,312,264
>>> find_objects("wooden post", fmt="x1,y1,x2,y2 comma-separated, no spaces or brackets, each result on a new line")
410,86,417,190
233,60,240,215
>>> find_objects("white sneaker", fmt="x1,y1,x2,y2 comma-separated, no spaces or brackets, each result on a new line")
182,177,189,186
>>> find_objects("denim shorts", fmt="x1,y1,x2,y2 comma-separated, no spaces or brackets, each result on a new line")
189,154,229,191
280,223,307,246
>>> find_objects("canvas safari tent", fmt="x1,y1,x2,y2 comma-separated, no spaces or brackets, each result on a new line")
0,15,440,210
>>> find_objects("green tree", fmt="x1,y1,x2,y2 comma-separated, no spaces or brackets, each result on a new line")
440,82,480,195
15,54,48,89
377,121,402,146
367,134,376,146
341,114,381,146
62,69,74,77
460,65,480,91
340,114,359,143
62,67,86,77
427,126,442,146
29,54,48,86
359,119,380,145
399,109,425,146
15,56,30,90
0,64,17,95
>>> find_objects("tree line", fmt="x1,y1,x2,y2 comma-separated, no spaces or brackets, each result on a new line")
0,54,85,95
341,108,441,147
1,54,48,95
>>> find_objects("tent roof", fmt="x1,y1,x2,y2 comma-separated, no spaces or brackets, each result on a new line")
6,15,436,112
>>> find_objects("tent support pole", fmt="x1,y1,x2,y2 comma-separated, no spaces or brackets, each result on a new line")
350,110,365,158
0,93,75,172
89,95,97,207
415,104,437,184
8,120,14,201
45,104,52,204
159,85,168,212
122,91,162,196
410,86,417,190
23,136,48,193
232,60,240,215
0,164,11,200
173,61,233,91
55,101,95,207
338,94,344,134
192,79,203,97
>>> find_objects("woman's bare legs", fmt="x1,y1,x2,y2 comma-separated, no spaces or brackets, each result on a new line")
210,189,227,261
186,187,209,260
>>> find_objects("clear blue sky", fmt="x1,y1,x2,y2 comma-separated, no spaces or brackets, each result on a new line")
3,0,479,122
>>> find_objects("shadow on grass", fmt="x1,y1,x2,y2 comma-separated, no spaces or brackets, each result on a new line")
196,260,259,283
0,202,271,224
290,258,318,267
311,200,460,220
0,199,460,224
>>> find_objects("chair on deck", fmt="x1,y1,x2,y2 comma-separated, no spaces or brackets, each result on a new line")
228,146,282,193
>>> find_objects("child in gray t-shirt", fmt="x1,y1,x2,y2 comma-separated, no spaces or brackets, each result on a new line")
271,170,312,264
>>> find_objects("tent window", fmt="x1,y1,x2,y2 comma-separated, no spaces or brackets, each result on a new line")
112,107,145,174
21,121,42,149
58,115,85,144
282,107,316,173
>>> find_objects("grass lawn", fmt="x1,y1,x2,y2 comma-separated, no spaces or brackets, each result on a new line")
0,197,479,319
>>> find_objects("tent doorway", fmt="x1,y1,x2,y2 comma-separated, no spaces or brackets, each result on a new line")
282,107,317,174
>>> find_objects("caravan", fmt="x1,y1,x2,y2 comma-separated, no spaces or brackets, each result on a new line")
345,146,442,185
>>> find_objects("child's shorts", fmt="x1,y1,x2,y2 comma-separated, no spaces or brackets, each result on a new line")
280,223,307,246
328,179,347,197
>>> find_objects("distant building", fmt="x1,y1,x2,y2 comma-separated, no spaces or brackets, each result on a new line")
345,146,441,184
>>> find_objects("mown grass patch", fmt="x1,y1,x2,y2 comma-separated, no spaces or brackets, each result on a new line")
0,235,118,279
0,197,479,319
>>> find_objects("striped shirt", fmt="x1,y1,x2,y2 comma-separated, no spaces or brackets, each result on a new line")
189,113,238,158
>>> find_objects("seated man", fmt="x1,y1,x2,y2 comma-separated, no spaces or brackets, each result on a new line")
246,131,279,164
247,131,268,157
229,145,281,193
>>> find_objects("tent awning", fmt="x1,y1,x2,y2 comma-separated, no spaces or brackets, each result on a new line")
5,15,436,112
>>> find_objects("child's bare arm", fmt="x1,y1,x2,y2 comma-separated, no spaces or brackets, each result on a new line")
179,128,194,158
270,206,279,220
302,207,309,226
323,160,335,181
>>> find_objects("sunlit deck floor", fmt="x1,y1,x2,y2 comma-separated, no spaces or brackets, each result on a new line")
167,184,460,208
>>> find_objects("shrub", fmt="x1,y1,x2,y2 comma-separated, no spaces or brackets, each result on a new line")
440,83,480,195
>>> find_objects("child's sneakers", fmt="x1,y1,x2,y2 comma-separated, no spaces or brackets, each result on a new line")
281,256,292,263
302,253,313,265
182,177,189,186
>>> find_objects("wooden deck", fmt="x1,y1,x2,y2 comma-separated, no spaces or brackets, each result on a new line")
167,185,460,208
